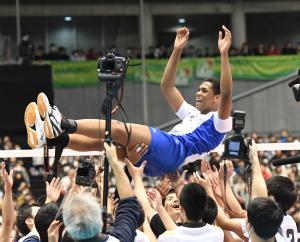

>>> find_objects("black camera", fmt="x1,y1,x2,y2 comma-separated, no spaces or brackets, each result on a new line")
288,69,300,102
97,53,128,82
75,159,97,187
223,110,250,162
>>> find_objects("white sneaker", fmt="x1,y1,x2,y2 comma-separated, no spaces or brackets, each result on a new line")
24,102,46,149
37,92,63,139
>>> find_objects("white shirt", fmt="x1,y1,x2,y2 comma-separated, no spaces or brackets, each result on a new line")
134,230,150,242
279,215,298,242
169,101,232,136
168,101,232,166
157,224,224,242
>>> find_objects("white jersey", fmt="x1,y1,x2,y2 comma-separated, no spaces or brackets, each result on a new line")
157,224,224,242
168,101,232,165
279,215,298,242
134,230,150,242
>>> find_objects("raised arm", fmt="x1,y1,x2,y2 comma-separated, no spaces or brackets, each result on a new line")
123,159,157,221
0,162,14,242
219,160,246,218
218,25,233,119
104,143,134,199
249,140,268,199
160,27,189,113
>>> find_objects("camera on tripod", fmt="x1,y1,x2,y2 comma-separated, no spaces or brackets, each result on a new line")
288,69,300,102
97,53,128,82
223,110,250,162
75,159,97,187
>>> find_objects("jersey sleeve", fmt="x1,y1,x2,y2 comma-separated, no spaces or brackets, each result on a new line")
176,101,199,121
213,114,232,133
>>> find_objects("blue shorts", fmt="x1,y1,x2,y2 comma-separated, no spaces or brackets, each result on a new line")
135,115,226,176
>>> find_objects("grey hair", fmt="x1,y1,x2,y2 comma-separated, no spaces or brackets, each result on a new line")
63,192,103,240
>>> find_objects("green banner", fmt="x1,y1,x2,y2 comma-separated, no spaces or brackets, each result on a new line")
50,55,300,88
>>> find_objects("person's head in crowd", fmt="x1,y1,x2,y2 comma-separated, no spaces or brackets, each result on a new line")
247,197,283,241
63,193,103,241
162,189,181,221
202,196,218,225
266,176,297,213
179,183,207,222
34,202,60,242
196,77,220,114
16,205,40,236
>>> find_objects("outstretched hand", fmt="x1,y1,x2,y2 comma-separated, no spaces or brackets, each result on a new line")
104,142,119,165
124,158,147,178
1,162,13,193
174,27,190,50
218,25,232,55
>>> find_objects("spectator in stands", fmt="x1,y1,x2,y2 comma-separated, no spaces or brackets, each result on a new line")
57,47,70,60
85,48,98,60
46,44,60,60
296,42,300,55
281,41,296,55
252,43,266,56
63,143,139,242
266,43,280,55
16,205,40,242
240,42,250,56
34,45,46,62
19,32,35,65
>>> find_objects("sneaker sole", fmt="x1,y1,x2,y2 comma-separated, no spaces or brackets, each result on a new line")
24,102,43,149
37,92,55,139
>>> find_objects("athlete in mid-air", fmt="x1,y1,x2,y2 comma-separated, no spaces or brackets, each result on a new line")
25,25,233,176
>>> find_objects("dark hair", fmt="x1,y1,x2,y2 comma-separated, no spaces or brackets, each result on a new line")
137,203,145,228
202,196,218,225
162,189,176,207
16,205,33,235
266,176,297,212
62,231,76,242
34,202,59,242
179,183,207,222
247,197,283,239
204,78,220,95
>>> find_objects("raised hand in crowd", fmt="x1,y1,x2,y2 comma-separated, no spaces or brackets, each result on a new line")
193,171,213,197
0,162,14,242
104,142,134,199
155,176,171,198
47,220,63,242
249,139,268,199
124,158,147,179
45,177,63,203
219,160,246,218
201,160,224,206
168,170,187,199
148,188,177,231
107,194,119,217
126,143,148,164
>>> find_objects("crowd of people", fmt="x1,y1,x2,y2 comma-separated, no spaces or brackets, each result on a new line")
0,26,299,242
18,32,300,65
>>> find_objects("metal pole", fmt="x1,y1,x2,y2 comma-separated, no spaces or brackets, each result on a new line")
15,0,21,52
139,0,149,125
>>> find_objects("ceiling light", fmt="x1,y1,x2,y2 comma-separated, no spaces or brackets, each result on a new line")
178,18,186,24
64,16,72,22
